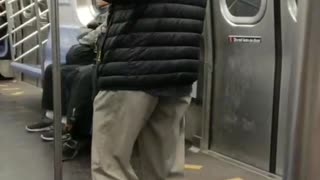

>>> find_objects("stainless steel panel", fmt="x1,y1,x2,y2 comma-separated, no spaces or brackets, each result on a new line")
285,0,320,179
210,0,276,170
276,0,297,175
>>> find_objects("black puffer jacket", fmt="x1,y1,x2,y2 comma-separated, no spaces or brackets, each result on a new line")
97,0,207,90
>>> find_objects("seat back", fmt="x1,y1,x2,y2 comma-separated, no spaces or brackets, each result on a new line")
44,25,81,67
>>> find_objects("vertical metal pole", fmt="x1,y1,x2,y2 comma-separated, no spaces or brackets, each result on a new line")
5,0,16,61
201,0,214,150
49,0,62,180
33,0,45,75
284,0,320,179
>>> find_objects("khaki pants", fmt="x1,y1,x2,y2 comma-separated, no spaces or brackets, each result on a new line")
92,91,191,180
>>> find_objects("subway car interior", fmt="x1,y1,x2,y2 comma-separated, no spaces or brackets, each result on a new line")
0,0,319,180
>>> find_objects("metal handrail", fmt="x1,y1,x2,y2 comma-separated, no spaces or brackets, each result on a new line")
14,45,39,61
33,0,45,76
0,34,9,41
10,3,35,19
0,10,6,16
7,0,17,4
41,23,50,30
40,8,49,15
5,0,50,74
49,0,63,179
0,22,8,29
5,0,16,61
11,17,36,33
13,31,38,47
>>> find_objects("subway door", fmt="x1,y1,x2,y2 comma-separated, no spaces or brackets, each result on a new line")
276,0,298,175
210,0,276,170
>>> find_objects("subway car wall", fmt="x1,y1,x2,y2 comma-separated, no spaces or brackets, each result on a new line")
194,0,298,176
0,0,299,178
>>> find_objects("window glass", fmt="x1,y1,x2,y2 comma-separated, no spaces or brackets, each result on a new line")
222,0,267,24
226,0,262,17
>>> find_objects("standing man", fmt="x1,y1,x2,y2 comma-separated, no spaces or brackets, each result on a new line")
92,0,207,180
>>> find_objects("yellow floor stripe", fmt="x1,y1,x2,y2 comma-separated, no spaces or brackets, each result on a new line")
2,88,20,91
226,178,244,180
11,91,24,96
184,164,203,170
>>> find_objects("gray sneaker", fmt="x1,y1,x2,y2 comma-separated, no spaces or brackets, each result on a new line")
40,128,71,142
25,118,53,132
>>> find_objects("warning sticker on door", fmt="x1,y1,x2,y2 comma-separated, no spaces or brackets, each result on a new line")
228,35,262,44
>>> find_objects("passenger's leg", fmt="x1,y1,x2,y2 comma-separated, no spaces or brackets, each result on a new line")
26,65,55,132
91,91,158,180
39,65,80,140
26,64,78,133
41,64,54,112
136,96,191,180
66,65,94,139
42,64,76,115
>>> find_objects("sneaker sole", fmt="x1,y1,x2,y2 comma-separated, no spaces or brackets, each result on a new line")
25,126,51,133
40,134,71,142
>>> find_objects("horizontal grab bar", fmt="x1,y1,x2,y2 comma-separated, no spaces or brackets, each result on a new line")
41,23,50,30
40,9,49,15
0,10,6,16
0,22,8,29
14,45,39,62
11,17,36,33
0,34,9,41
10,3,35,19
13,31,38,47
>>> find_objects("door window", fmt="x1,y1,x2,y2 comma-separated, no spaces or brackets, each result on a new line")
221,0,267,24
226,0,261,17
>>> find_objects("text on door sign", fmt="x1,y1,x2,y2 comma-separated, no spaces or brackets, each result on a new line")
228,36,262,44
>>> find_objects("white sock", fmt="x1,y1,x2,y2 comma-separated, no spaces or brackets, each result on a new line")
46,111,67,124
45,110,54,120
61,117,67,124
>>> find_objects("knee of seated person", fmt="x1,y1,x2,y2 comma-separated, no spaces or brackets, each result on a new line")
44,64,53,75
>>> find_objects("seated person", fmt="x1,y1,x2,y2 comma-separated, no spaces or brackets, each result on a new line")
25,0,109,142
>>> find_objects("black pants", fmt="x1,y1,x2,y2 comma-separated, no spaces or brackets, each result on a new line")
66,65,94,139
41,44,96,115
42,64,93,139
41,64,80,115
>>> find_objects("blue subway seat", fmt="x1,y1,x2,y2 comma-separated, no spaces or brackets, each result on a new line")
12,26,81,78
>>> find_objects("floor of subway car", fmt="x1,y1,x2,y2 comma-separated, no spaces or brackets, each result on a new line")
0,80,275,180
